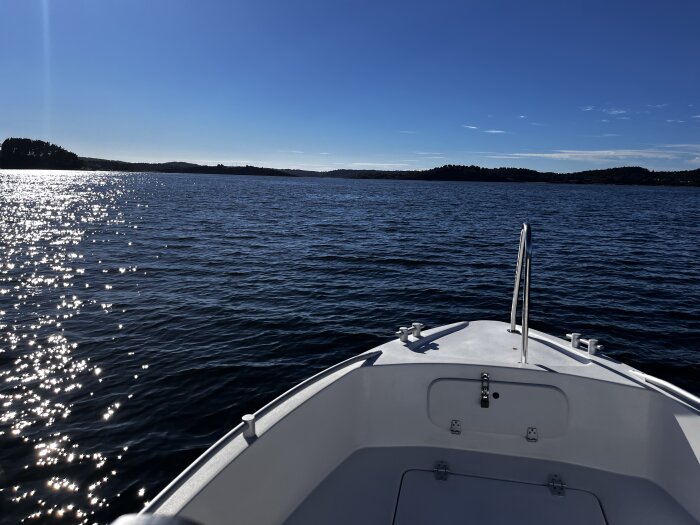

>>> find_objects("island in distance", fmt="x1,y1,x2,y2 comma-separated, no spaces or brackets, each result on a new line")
1,137,699,187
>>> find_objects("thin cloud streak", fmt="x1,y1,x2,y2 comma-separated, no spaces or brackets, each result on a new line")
351,162,409,168
656,143,700,154
483,129,506,134
488,144,700,163
491,150,676,161
192,159,253,165
462,125,478,129
582,105,636,116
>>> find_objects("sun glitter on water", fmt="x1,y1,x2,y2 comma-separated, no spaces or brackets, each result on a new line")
0,171,148,523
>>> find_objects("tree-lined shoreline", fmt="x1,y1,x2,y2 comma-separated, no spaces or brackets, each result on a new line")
2,137,699,186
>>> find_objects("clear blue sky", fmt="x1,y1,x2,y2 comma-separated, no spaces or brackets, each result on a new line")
1,0,699,172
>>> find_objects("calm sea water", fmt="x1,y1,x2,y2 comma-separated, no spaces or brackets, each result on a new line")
1,171,699,524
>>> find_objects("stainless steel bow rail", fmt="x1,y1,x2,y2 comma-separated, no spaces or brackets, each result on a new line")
509,223,532,364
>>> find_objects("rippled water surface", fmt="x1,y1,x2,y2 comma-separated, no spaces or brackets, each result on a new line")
1,171,699,523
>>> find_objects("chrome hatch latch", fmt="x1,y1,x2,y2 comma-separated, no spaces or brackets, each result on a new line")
480,372,490,408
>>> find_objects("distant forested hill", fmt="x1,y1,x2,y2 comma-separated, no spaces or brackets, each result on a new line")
284,164,700,186
0,138,83,169
80,157,291,177
0,137,290,176
2,137,699,186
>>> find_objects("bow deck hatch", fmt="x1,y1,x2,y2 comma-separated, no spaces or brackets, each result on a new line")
393,469,606,524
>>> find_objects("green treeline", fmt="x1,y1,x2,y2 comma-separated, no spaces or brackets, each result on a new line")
2,137,699,186
0,138,83,169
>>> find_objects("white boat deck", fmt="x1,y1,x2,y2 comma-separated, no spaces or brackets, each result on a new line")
376,320,643,387
139,319,700,525
110,225,699,525
285,447,694,524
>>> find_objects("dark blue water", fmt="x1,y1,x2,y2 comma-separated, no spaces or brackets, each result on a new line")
1,171,699,524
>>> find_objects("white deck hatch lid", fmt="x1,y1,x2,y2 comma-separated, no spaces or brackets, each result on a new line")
393,469,606,524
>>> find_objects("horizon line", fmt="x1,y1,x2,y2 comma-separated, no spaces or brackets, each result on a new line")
2,136,700,175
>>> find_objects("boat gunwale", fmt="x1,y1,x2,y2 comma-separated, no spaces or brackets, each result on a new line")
143,349,382,514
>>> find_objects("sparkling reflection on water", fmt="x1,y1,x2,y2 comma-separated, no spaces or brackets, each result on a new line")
0,171,699,524
1,172,148,523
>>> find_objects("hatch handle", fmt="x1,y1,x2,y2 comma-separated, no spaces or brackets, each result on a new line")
480,372,490,408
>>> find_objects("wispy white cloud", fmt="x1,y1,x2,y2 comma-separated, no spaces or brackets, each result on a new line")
487,146,700,163
657,143,700,151
657,144,700,166
487,150,664,161
584,104,678,120
483,129,506,134
692,115,700,118
318,152,331,155
415,151,444,155
286,163,337,170
278,149,304,154
519,115,527,119
666,119,685,123
530,122,544,126
194,159,253,165
351,162,409,168
462,125,478,129
399,130,417,134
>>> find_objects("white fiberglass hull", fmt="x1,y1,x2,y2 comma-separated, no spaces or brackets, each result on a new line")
125,320,700,525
